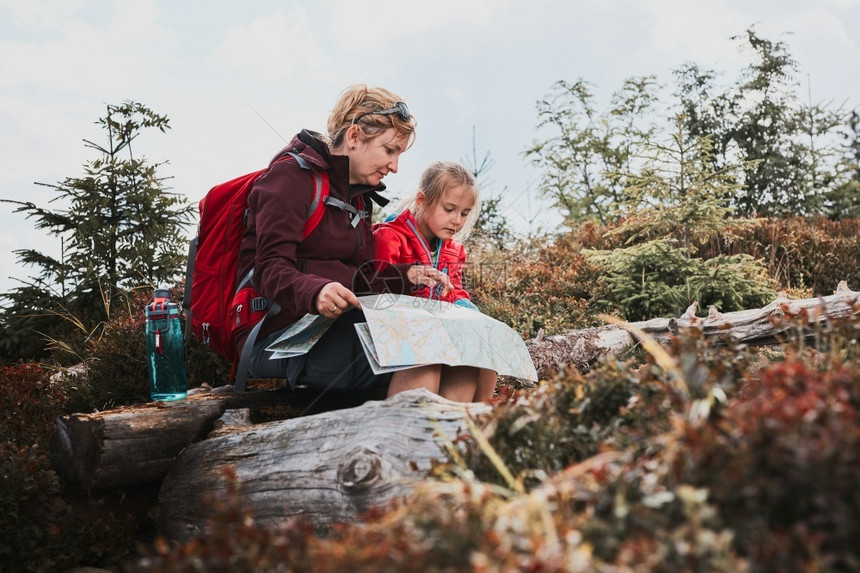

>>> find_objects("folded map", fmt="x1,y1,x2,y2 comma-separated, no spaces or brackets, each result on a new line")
266,294,537,382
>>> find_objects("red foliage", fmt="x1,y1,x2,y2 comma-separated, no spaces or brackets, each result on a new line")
717,217,860,294
0,363,68,447
471,235,605,338
680,355,860,569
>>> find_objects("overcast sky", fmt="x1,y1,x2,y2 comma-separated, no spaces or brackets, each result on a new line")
1,0,858,296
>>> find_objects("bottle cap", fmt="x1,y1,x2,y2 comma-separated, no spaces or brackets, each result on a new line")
147,288,178,318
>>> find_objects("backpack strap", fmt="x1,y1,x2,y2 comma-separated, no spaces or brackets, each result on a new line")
233,152,329,392
182,235,198,342
323,195,369,228
282,151,330,239
234,300,280,393
284,149,363,229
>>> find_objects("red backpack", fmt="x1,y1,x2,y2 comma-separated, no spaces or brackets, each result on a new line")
182,151,329,372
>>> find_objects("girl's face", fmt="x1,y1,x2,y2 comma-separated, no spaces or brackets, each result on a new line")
416,184,475,243
346,127,410,186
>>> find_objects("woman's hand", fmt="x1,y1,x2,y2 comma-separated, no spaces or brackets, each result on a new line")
315,282,360,318
407,265,453,297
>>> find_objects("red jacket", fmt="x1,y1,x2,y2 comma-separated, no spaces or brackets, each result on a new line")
235,130,412,347
372,209,472,305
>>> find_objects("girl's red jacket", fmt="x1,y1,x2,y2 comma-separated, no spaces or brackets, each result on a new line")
372,209,473,305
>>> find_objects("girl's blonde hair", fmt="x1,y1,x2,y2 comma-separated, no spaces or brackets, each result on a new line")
327,84,417,150
403,160,480,242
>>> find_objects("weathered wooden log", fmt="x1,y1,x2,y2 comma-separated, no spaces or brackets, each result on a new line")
49,384,384,491
526,281,859,379
50,283,858,493
155,388,491,543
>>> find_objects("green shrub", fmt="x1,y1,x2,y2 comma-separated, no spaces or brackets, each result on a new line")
0,364,140,571
184,332,232,389
131,315,859,571
84,307,151,409
452,359,669,489
0,441,141,572
678,356,860,569
588,240,777,321
62,286,227,412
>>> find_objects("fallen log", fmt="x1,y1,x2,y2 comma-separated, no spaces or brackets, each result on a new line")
526,281,859,379
49,283,858,494
49,384,385,491
155,388,490,542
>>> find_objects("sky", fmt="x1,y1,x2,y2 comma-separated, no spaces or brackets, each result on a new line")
1,0,859,296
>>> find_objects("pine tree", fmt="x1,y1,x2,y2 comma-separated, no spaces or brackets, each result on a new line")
0,101,193,363
675,29,846,217
586,116,775,321
525,77,658,224
609,116,752,256
824,110,860,219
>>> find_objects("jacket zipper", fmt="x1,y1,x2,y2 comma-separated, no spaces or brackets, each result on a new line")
405,218,443,299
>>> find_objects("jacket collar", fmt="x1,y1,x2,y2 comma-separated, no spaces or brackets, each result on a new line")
289,130,390,207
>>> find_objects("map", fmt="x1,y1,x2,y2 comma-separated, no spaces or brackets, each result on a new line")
266,294,537,382
265,313,334,358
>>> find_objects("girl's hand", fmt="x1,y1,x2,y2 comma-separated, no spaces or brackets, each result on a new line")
315,282,360,318
407,265,453,297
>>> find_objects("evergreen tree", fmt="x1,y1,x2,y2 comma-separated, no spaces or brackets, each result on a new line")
675,29,846,217
586,116,775,320
462,127,514,249
525,77,658,224
673,62,729,168
824,110,860,219
530,29,850,222
609,116,753,256
470,194,513,250
728,29,805,216
0,101,192,363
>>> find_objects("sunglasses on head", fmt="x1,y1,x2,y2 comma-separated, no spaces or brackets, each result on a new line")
353,101,411,123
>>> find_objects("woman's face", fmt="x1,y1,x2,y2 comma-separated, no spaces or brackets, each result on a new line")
347,127,410,186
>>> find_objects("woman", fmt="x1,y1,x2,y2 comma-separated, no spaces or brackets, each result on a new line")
235,84,452,393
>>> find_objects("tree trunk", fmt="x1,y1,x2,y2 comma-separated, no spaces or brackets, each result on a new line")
155,389,490,542
526,281,859,379
49,384,385,491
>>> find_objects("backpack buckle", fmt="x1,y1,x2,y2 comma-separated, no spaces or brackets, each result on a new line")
323,195,369,227
251,297,269,312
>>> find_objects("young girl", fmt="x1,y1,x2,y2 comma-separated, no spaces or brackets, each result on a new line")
373,160,497,402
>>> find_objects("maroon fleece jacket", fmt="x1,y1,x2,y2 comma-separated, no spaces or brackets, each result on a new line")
234,130,412,349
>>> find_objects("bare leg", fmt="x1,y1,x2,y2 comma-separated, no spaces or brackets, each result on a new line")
475,369,498,402
439,365,480,402
388,364,442,398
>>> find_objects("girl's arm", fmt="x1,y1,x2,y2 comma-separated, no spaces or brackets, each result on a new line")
372,226,410,268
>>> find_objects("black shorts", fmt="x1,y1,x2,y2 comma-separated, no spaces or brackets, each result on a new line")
247,309,391,392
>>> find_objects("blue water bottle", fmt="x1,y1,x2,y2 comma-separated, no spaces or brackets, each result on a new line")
145,288,187,401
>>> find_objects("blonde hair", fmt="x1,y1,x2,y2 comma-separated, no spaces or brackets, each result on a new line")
327,84,417,150
403,160,480,242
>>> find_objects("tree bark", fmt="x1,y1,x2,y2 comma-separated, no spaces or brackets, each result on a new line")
49,384,385,491
155,388,490,542
526,281,859,379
